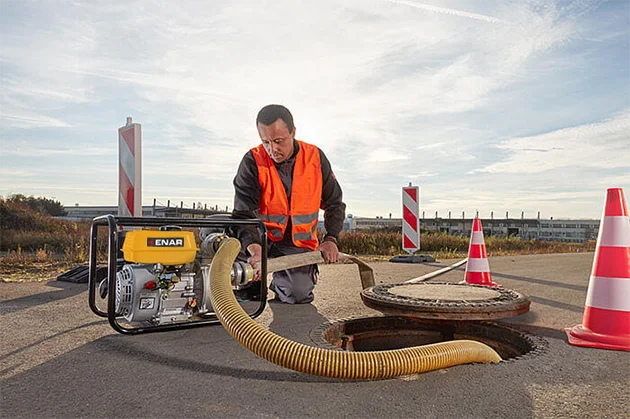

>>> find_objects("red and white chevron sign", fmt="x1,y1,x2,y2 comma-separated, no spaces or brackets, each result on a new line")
402,185,420,254
118,117,142,217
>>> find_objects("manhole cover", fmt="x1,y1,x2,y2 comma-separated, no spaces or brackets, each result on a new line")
361,282,530,320
311,316,546,361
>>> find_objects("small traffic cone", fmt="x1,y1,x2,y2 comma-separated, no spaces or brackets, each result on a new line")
463,218,498,287
565,188,630,351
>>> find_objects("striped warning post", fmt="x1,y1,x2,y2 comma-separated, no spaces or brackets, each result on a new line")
118,118,142,217
463,218,498,287
402,185,420,254
565,188,630,351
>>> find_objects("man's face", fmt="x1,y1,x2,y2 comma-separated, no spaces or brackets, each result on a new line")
257,119,295,163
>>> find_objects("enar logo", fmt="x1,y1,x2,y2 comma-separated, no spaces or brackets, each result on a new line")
147,238,184,247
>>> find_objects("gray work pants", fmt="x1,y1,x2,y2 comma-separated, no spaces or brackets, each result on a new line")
268,243,318,304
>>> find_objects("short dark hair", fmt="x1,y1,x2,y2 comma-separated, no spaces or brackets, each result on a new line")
256,104,295,133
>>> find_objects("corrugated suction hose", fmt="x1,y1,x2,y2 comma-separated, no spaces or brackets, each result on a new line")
209,238,502,379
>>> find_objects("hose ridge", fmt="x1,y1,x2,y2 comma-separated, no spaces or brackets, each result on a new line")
209,238,501,379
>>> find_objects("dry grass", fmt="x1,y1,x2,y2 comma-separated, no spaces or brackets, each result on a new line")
335,230,595,258
0,202,596,283
1,261,73,282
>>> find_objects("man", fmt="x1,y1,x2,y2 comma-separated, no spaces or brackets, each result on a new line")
232,104,346,304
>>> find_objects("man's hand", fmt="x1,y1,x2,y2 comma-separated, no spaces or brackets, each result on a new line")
317,240,339,264
247,243,263,281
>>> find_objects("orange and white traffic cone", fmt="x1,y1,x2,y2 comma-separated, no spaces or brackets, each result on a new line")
463,218,498,287
565,188,630,351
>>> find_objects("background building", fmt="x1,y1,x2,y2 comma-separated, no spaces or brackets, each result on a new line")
66,205,599,243
341,214,598,243
62,204,225,221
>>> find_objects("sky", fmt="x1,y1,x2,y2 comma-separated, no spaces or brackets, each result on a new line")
1,0,628,220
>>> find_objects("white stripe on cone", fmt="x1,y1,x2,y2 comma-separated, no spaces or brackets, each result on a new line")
585,276,630,311
470,231,485,245
598,216,630,247
466,258,490,273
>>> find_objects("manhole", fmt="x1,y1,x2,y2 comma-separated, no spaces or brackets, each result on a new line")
361,282,530,320
311,316,545,361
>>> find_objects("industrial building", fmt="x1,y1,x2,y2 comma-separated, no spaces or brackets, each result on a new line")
64,206,599,243
345,215,599,243
62,204,225,220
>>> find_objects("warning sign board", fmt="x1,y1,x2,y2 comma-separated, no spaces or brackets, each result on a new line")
402,185,420,254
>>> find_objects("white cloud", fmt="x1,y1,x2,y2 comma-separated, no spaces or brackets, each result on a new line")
0,113,72,129
0,0,627,218
475,110,630,174
366,147,411,162
1,146,113,157
390,0,505,24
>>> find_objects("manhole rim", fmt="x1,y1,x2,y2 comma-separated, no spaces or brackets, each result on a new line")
309,315,548,363
360,282,531,320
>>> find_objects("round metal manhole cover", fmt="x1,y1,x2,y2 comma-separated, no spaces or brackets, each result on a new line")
388,283,501,301
361,282,530,320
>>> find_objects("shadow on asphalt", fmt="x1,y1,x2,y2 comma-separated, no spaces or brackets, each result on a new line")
94,301,349,384
502,312,568,342
267,299,330,341
488,271,586,314
0,320,107,366
0,281,86,315
529,296,584,313
491,271,588,292
96,333,346,384
514,324,569,342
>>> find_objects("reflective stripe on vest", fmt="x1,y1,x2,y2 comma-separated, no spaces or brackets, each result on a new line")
251,141,322,250
268,227,283,239
257,214,288,225
292,211,318,226
294,222,319,241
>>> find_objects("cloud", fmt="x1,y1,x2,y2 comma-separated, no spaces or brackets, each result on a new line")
474,109,630,174
2,146,113,157
0,168,35,178
3,0,574,137
0,0,627,218
366,147,411,162
389,0,504,24
0,113,72,129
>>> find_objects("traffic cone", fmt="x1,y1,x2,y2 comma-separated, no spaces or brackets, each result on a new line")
565,188,630,351
463,218,498,287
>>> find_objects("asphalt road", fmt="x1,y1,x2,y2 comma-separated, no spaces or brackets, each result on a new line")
1,253,629,418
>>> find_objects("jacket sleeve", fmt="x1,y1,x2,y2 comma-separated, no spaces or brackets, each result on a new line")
319,149,346,241
231,151,262,249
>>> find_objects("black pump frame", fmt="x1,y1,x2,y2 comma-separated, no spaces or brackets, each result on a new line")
88,215,267,334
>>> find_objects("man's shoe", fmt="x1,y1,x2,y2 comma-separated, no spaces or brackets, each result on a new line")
233,288,260,302
268,296,284,304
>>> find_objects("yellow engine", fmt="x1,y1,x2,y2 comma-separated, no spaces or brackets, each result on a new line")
121,230,199,265
110,229,252,325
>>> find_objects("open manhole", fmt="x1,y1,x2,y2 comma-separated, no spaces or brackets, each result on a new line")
311,316,545,361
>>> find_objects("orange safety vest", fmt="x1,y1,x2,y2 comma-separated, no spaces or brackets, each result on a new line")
251,140,322,250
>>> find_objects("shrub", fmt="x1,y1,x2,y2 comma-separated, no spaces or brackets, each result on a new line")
2,194,66,216
331,230,594,256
